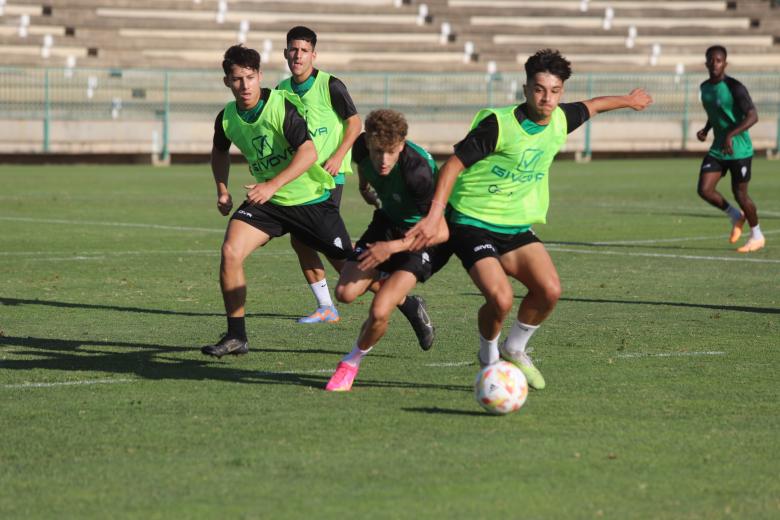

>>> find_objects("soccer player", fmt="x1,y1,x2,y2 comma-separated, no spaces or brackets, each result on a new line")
277,26,362,323
696,45,764,253
325,109,449,392
406,49,652,389
202,44,352,358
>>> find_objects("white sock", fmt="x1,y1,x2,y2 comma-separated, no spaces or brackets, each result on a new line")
504,320,539,355
478,332,500,365
342,343,372,367
724,204,742,223
309,278,333,307
750,224,764,240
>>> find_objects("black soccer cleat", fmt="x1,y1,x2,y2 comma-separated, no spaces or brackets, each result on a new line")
201,336,249,358
399,295,435,351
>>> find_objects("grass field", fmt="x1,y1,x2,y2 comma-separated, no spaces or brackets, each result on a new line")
1,158,778,519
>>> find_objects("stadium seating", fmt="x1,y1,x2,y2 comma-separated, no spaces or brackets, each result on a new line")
2,0,780,72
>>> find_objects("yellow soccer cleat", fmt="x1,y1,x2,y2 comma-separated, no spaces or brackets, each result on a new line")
736,237,765,253
729,212,746,244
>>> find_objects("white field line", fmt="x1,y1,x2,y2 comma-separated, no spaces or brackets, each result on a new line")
0,216,224,234
616,351,726,358
590,228,780,246
3,378,134,389
547,246,780,264
1,352,724,389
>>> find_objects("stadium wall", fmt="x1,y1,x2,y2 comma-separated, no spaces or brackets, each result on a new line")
1,68,778,162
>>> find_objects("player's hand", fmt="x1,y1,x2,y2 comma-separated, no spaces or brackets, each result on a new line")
696,128,708,142
722,135,734,155
357,242,392,271
406,215,440,251
217,192,233,216
360,187,381,209
244,183,276,205
322,155,342,176
626,88,653,111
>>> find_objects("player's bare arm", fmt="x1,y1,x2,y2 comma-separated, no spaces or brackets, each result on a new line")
244,140,318,205
582,88,653,117
406,154,464,250
697,121,712,142
211,145,233,216
323,114,362,176
357,168,380,208
723,108,758,155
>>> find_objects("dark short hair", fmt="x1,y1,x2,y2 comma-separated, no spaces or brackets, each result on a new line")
222,44,260,76
287,26,317,48
524,49,572,83
365,109,408,150
705,45,727,60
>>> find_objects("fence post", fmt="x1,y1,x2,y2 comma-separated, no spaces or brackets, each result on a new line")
161,70,170,162
681,74,690,150
43,68,50,153
583,73,593,160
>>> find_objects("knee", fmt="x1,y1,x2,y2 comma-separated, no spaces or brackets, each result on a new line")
696,185,711,200
221,241,245,269
541,278,562,307
368,303,393,326
334,284,357,304
487,287,515,317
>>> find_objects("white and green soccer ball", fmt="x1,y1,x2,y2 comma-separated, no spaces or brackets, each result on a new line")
474,361,528,415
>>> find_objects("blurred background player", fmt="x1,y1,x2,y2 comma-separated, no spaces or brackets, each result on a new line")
696,45,765,253
407,49,652,389
202,44,351,358
277,26,362,323
325,109,449,392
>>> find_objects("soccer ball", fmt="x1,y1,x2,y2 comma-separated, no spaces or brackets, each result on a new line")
474,361,528,415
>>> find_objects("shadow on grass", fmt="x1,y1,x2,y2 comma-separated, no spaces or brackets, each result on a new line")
402,407,488,417
558,296,780,315
460,293,779,315
0,297,300,320
0,335,460,392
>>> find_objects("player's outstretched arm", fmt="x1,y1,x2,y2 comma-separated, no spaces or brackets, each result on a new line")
323,114,362,176
582,88,653,118
211,145,233,216
244,140,318,205
406,154,464,250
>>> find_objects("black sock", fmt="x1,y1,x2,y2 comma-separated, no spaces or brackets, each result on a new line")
227,316,247,340
397,296,416,316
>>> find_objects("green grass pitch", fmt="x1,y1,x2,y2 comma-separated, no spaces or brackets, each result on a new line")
1,158,778,519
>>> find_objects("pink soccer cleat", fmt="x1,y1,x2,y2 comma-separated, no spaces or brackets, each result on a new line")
325,362,359,392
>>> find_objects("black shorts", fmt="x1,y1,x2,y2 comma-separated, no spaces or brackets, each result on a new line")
700,154,752,183
349,210,451,282
231,198,352,260
328,183,344,208
448,222,542,271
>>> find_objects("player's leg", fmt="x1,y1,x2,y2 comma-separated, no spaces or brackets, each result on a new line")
497,241,561,390
468,257,514,367
203,218,271,358
731,158,765,252
334,259,379,304
326,271,418,392
286,196,353,324
290,236,340,323
698,156,744,241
